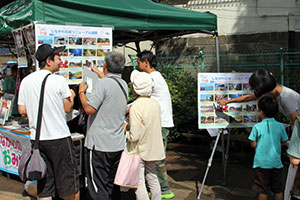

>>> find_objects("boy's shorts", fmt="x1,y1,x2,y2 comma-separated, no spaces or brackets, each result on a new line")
252,167,283,194
33,137,79,198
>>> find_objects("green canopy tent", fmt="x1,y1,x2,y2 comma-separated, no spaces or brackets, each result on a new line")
0,0,218,67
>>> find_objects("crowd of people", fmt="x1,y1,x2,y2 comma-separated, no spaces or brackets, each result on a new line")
5,43,298,200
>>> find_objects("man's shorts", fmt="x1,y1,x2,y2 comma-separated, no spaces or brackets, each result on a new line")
33,137,79,198
252,167,283,194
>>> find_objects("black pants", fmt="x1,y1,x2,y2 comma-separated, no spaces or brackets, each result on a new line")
87,148,122,200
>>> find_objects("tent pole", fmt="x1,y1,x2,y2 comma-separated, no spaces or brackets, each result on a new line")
215,32,220,72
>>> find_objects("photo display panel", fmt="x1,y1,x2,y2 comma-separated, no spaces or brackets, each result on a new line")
198,73,259,129
35,24,112,84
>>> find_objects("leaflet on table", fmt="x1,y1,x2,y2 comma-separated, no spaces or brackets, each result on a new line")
35,24,112,84
0,93,15,125
198,73,259,129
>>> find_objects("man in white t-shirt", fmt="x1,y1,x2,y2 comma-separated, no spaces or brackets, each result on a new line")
18,44,79,200
137,50,174,199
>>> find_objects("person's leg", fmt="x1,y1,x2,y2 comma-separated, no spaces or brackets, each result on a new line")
108,151,122,200
52,137,79,199
87,149,111,200
156,128,174,199
145,161,161,200
135,159,149,200
258,193,267,200
64,191,80,200
274,192,283,200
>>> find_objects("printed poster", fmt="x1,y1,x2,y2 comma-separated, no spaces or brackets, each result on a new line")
0,128,30,175
11,28,28,68
35,24,112,84
198,73,259,129
22,23,35,64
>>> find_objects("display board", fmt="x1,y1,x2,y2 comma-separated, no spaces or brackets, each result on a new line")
35,24,112,84
0,128,30,175
198,73,259,129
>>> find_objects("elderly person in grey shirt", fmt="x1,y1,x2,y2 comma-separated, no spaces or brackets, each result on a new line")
79,52,128,200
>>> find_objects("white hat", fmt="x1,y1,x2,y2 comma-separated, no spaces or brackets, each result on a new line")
130,70,154,96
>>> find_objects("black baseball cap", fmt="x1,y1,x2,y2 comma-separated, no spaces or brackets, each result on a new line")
35,44,65,62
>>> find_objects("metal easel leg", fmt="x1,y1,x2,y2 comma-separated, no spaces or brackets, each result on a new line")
197,129,223,200
223,129,230,185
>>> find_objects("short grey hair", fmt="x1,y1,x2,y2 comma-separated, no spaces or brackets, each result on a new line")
105,51,125,73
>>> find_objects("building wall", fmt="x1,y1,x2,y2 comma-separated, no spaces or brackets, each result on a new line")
156,0,300,57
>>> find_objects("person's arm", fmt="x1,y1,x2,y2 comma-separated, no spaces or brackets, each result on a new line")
18,105,27,115
288,111,298,129
126,105,143,142
250,140,257,148
290,155,300,166
79,82,96,115
91,67,105,79
63,89,75,113
218,94,257,106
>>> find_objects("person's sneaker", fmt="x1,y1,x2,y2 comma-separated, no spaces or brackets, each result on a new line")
161,192,175,199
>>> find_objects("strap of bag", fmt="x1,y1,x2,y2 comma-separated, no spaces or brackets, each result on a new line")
34,73,51,149
110,77,128,103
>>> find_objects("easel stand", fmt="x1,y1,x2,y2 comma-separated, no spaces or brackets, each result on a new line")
197,129,231,200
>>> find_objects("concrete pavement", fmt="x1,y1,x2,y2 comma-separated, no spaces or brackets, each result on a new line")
0,142,286,200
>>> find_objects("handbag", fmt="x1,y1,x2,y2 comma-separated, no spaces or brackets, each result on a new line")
19,74,50,182
114,142,140,188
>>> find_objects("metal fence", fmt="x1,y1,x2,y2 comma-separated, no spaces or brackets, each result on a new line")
129,49,300,92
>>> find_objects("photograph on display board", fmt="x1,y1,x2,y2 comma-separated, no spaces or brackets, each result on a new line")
56,69,69,79
201,116,214,124
83,49,96,57
69,59,82,68
215,116,229,124
200,83,214,91
200,105,214,113
69,68,82,82
198,73,259,129
97,49,108,57
54,36,68,45
215,83,228,91
228,83,242,91
69,48,82,57
83,38,96,46
59,60,69,69
200,94,214,102
37,36,53,45
83,59,97,68
214,94,228,101
243,103,257,113
97,38,110,46
69,37,82,45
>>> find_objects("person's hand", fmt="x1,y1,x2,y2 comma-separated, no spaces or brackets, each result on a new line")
218,99,229,106
79,82,88,94
70,89,76,98
91,67,104,78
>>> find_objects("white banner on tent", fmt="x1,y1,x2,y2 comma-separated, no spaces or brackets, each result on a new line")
35,24,113,84
198,73,259,129
0,128,30,175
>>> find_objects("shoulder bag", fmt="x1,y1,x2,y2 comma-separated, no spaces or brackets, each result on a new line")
19,73,50,182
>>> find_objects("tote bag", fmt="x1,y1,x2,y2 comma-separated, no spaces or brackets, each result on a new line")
114,143,140,188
